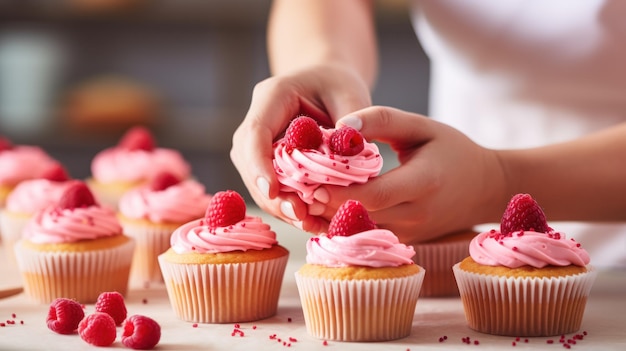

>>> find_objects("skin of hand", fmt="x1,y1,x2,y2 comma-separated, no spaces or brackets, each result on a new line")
230,64,372,228
303,106,510,243
307,106,626,243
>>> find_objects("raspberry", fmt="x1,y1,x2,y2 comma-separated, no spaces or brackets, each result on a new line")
41,162,70,182
121,315,161,350
327,200,376,237
46,298,85,335
0,137,12,152
57,181,97,210
95,291,127,325
149,171,181,191
500,193,550,235
118,126,155,151
329,126,365,156
78,312,117,347
284,115,323,152
204,190,247,229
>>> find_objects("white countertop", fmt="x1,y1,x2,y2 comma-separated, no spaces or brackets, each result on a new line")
1,208,625,351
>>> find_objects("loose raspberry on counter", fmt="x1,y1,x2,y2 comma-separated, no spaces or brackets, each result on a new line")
121,315,161,350
46,298,85,335
78,312,117,347
95,291,127,326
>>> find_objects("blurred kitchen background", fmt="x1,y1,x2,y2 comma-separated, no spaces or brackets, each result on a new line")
0,0,429,200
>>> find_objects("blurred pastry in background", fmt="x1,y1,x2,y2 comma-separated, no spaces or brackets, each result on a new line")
0,136,59,207
86,126,192,210
63,75,158,136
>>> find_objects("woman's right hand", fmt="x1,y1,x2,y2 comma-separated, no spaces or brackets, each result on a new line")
230,63,372,229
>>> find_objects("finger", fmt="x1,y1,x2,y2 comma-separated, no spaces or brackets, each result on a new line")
231,78,320,201
336,106,436,146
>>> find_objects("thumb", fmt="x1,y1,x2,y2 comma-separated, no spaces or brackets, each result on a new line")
336,106,435,146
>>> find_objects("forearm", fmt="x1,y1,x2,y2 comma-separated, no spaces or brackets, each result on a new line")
267,0,378,88
498,122,626,221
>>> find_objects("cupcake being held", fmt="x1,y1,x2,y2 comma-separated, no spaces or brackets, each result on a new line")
295,200,425,342
273,115,383,205
118,171,212,286
0,162,74,265
87,126,191,209
158,190,289,323
14,181,135,304
453,193,597,337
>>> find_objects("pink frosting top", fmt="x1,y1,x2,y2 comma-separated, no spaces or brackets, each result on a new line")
91,147,191,183
5,179,73,214
118,179,211,223
469,229,591,268
0,146,57,187
306,229,415,268
170,216,278,254
273,128,383,204
23,204,123,244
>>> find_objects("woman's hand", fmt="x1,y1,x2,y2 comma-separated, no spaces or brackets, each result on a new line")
230,64,372,228
306,106,509,243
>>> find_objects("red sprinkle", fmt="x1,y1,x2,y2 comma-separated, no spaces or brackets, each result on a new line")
287,318,292,322
192,323,198,328
323,340,328,346
547,340,555,344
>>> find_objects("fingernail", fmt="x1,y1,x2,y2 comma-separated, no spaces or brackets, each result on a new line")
308,202,325,216
256,177,270,199
292,221,304,230
280,201,298,221
337,115,362,130
313,188,329,204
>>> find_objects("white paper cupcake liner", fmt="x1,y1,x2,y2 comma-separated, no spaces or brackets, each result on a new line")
453,263,597,336
122,220,177,285
14,238,135,304
0,210,31,266
413,240,470,297
158,253,289,323
295,268,425,342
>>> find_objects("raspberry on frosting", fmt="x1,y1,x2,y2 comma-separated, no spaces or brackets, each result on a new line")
469,193,591,268
306,200,414,268
272,117,383,204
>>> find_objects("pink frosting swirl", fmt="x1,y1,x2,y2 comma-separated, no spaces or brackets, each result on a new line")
0,146,57,186
273,128,383,204
23,204,123,244
170,216,278,254
5,179,73,214
469,229,591,268
306,229,415,268
118,179,211,223
91,147,191,183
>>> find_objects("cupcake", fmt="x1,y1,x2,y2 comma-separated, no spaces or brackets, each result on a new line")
0,162,73,265
295,200,425,342
158,190,289,323
13,181,135,304
0,136,58,207
453,193,597,336
272,115,382,204
411,229,476,297
86,126,191,209
118,171,212,286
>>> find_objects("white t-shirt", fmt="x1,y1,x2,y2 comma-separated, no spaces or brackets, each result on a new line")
410,0,626,269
